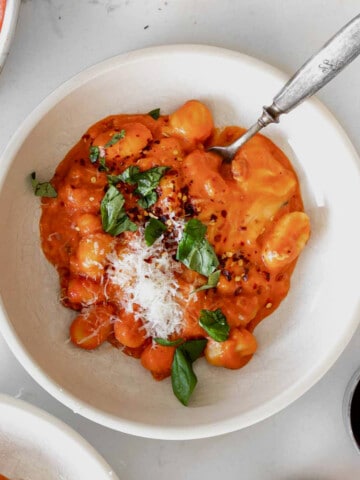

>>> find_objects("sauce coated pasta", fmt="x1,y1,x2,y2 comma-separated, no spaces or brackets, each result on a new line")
37,100,310,405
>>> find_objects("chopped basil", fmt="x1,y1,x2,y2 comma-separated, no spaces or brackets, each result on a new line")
118,165,140,184
134,166,170,197
154,337,183,347
148,108,161,120
30,172,57,198
89,145,108,172
107,174,122,186
144,218,167,246
119,165,170,208
100,185,137,236
104,129,126,148
193,270,221,293
98,157,109,172
138,191,157,209
199,309,230,342
89,146,100,163
176,219,219,277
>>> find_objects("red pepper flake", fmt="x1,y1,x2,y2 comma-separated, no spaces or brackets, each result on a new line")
262,271,270,282
222,269,232,281
234,287,242,296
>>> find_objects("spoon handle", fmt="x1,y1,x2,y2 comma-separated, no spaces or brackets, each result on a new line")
265,13,360,121
208,14,360,162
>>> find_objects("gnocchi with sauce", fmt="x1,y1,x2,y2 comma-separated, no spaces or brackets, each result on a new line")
36,100,310,405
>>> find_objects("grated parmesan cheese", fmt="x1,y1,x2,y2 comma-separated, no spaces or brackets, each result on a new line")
106,218,185,339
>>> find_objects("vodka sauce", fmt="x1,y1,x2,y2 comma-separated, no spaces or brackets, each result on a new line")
38,100,310,403
0,1,5,31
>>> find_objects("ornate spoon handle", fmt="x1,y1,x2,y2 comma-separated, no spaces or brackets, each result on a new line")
209,14,360,162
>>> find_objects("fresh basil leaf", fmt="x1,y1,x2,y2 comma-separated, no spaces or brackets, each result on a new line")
171,348,197,406
171,338,207,406
104,129,126,148
98,157,109,172
144,218,167,246
193,270,221,293
107,174,122,185
179,339,207,362
30,172,57,198
134,166,170,197
176,219,219,277
89,146,100,163
138,191,157,209
100,185,137,236
119,165,170,208
118,165,140,184
199,309,229,342
148,108,161,120
154,337,183,347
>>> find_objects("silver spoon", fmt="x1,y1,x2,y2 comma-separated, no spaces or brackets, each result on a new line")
208,14,360,162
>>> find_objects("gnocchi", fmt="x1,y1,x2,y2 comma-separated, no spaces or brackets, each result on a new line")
38,99,310,405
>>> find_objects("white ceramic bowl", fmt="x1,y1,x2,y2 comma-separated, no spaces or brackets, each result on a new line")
0,45,360,440
0,394,118,479
0,0,20,72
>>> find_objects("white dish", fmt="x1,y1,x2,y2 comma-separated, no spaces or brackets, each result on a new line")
0,0,20,72
0,394,118,479
0,45,360,440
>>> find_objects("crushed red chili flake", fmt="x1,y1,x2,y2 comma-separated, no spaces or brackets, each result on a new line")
222,269,232,281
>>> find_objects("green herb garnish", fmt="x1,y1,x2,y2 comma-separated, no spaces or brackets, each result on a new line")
138,191,157,209
89,146,100,163
118,165,140,184
193,270,221,293
144,218,167,246
171,339,207,406
148,108,161,120
119,165,170,208
176,219,219,277
89,145,108,171
154,337,184,347
98,157,109,172
30,172,57,198
199,309,229,342
104,129,126,148
100,185,137,236
107,174,122,186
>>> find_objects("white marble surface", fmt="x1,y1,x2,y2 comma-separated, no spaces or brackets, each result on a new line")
1,0,360,478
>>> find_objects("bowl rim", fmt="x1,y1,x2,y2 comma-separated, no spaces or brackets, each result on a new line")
0,0,21,72
342,367,360,454
1,44,360,440
0,393,119,478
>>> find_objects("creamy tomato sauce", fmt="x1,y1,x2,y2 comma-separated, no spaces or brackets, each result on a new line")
39,100,310,393
0,0,6,31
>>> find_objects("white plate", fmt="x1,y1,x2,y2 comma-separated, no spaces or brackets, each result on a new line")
0,394,118,479
0,0,20,72
0,45,360,440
